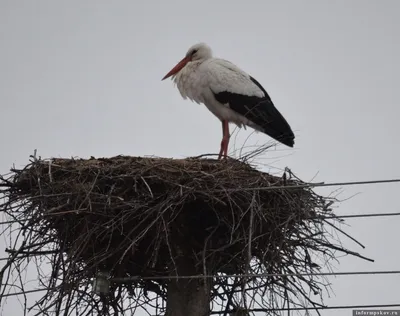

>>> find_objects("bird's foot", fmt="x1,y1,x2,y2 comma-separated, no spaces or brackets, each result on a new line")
218,136,230,160
218,148,225,160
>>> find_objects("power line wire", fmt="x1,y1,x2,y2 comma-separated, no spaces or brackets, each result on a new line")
0,178,399,226
2,270,400,296
111,270,400,283
221,178,400,192
325,212,400,219
1,211,400,227
210,303,400,314
1,177,400,195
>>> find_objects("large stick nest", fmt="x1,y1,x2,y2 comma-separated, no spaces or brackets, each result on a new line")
0,155,369,315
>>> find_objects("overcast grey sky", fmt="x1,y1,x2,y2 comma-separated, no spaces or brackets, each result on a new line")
1,1,400,315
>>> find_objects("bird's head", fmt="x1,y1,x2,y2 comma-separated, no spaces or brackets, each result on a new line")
162,43,212,80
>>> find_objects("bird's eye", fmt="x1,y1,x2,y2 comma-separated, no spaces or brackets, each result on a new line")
191,49,198,56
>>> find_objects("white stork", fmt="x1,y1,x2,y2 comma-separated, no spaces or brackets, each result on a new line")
162,43,295,159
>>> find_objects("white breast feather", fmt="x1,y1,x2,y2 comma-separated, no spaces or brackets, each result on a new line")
173,61,207,104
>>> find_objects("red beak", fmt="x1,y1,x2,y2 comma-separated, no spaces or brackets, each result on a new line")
162,56,190,80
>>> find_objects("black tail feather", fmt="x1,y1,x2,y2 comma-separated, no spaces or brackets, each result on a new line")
255,100,295,147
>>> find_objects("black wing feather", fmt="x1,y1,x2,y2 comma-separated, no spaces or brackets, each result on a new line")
213,76,295,147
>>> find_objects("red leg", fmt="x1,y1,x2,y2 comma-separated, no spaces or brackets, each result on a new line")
218,120,230,160
218,121,225,160
222,120,230,159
